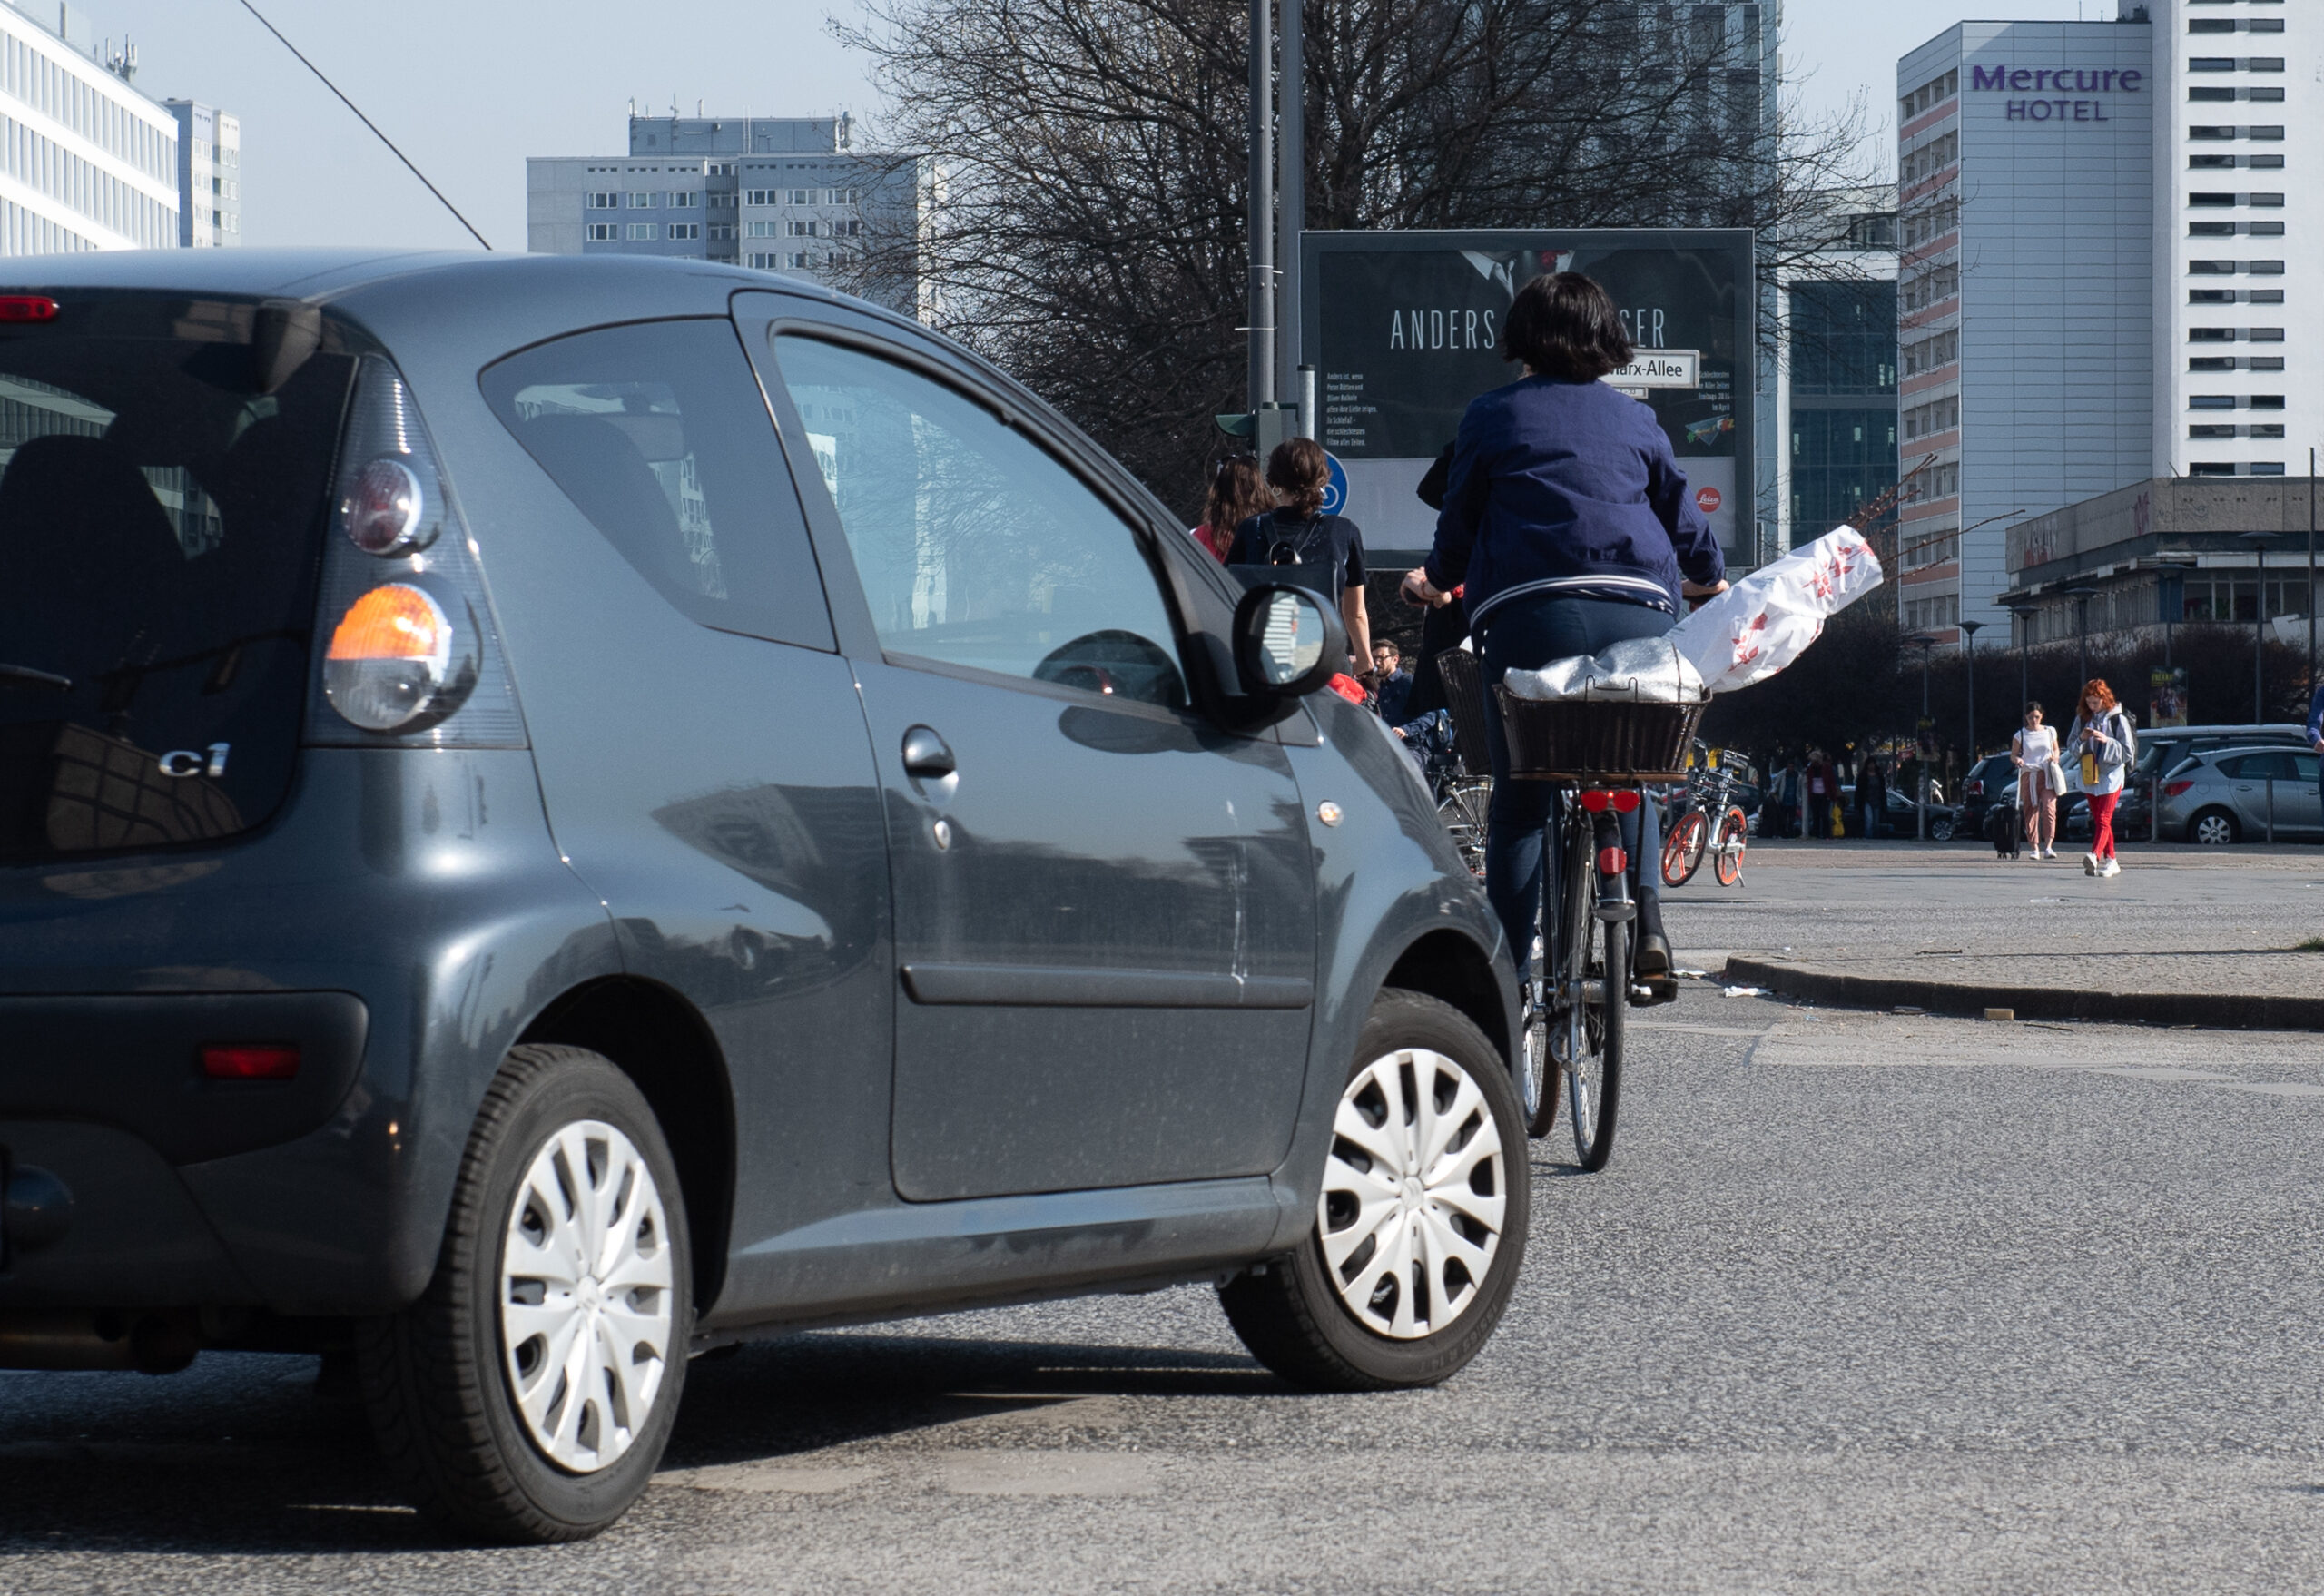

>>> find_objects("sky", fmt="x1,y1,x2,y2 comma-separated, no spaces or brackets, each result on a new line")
85,0,2128,251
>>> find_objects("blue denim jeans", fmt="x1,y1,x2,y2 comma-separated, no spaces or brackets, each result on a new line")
1476,595,1671,971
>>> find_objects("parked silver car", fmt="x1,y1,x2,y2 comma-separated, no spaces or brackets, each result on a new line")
2156,745,2324,843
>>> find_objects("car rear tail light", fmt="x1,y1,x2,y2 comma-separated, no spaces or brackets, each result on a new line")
324,581,473,731
342,458,434,555
2163,779,2194,798
0,294,58,322
1596,845,1628,875
305,357,525,749
202,1043,300,1080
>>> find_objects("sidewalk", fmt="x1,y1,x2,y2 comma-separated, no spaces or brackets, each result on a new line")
1666,839,2324,1029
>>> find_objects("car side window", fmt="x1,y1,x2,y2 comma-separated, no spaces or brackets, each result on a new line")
480,319,833,651
2213,754,2250,779
769,333,1187,710
2295,752,2321,784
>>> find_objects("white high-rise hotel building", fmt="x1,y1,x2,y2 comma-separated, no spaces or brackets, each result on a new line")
0,1,179,254
1893,0,2317,642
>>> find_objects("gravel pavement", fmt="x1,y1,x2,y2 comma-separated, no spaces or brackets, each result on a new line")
8,979,2324,1593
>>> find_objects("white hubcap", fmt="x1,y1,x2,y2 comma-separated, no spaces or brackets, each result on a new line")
499,1119,675,1473
1318,1048,1507,1340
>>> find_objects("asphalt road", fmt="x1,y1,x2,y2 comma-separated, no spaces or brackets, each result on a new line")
9,974,2324,1593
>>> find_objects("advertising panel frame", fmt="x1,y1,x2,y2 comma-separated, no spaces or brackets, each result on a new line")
1299,227,1756,563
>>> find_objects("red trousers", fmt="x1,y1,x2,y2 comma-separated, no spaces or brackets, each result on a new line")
2087,790,2120,860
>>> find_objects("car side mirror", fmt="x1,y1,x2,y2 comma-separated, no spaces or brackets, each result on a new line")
1231,582,1348,701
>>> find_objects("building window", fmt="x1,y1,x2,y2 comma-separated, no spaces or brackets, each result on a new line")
2249,327,2284,342
2188,222,2237,236
627,192,654,208
587,192,619,209
2250,260,2285,274
586,223,617,241
2188,259,2236,274
2250,395,2285,410
2188,87,2235,103
2190,395,2238,409
2189,424,2236,438
2250,153,2285,170
2189,357,2238,370
2187,57,2235,72
2189,462,2235,478
2250,463,2285,476
708,223,737,241
2249,58,2285,72
744,189,778,205
832,219,862,238
748,252,779,269
2250,125,2285,140
1901,396,1960,440
665,192,699,208
2188,192,2235,207
2189,328,2235,342
625,222,655,240
2189,290,2234,303
2188,125,2235,140
2189,154,2235,169
2249,192,2284,207
786,188,813,204
2250,221,2285,236
667,223,700,241
2250,290,2284,304
746,221,779,238
788,251,812,269
1901,328,1958,376
2251,423,2286,437
2248,17,2285,32
2188,17,2235,32
2250,87,2285,103
785,219,822,238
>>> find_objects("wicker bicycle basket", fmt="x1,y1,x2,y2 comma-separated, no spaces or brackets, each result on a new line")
1491,686,1708,783
1429,647,1497,778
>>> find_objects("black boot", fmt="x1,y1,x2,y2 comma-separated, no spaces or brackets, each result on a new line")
1634,918,1672,977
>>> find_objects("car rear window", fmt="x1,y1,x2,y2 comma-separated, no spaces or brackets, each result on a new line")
0,295,355,866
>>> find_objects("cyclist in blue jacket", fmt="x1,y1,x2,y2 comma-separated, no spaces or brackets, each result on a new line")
1403,271,1728,981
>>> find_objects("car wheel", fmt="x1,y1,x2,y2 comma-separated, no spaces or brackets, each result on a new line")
1930,815,1955,842
358,1045,690,1543
1218,990,1528,1391
2190,809,2239,846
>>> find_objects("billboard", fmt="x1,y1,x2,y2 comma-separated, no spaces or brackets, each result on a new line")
1300,229,1755,558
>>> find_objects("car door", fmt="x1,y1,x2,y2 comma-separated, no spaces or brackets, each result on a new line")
2223,751,2293,837
476,319,896,1297
743,312,1318,1203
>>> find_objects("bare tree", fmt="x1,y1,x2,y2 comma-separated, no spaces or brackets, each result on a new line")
836,0,1883,514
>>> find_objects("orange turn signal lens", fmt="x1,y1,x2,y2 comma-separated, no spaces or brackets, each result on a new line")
323,583,457,731
328,583,446,663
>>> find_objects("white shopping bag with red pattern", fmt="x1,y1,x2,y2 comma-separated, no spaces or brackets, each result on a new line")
1668,526,1885,694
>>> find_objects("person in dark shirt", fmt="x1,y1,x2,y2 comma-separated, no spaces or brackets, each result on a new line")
1371,640,1413,724
1401,271,1728,982
1231,438,1373,680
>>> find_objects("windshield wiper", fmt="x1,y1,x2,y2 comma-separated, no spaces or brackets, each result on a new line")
0,663,72,691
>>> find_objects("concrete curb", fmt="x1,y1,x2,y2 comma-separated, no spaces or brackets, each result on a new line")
1720,956,2324,1031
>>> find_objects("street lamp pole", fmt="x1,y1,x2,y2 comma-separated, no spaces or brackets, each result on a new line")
2154,557,2196,669
1959,618,1985,758
2002,595,2036,712
2240,529,2278,723
1245,0,1274,414
1906,632,1937,840
2065,585,2098,693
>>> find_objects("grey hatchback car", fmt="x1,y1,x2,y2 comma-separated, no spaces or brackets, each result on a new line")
2157,745,2324,843
0,253,1526,1541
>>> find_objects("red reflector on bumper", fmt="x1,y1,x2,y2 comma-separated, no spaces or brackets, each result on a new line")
1597,846,1628,876
202,1043,300,1080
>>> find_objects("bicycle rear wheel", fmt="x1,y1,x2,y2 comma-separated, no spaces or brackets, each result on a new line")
1552,817,1623,1171
1712,806,1748,887
1660,807,1707,887
1436,778,1491,879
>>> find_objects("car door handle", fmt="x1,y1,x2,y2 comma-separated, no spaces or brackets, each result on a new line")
901,725,956,780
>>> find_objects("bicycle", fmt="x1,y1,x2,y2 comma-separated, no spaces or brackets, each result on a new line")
1660,745,1750,889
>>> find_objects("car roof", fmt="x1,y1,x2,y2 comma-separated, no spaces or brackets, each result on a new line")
2149,724,2308,739
2193,744,2311,763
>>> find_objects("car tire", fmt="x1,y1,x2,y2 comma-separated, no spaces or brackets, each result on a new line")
1930,815,1955,842
357,1045,691,1543
2190,808,2239,846
1218,989,1528,1392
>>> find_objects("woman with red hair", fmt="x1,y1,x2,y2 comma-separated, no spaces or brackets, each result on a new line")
2067,678,2137,877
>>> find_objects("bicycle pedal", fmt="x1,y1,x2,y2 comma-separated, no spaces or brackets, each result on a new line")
1630,976,1679,1007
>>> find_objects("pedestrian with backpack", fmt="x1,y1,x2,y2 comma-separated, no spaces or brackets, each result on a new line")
2066,679,2136,877
1230,438,1373,681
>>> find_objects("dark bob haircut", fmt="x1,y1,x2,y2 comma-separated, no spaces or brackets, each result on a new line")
1501,271,1632,381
